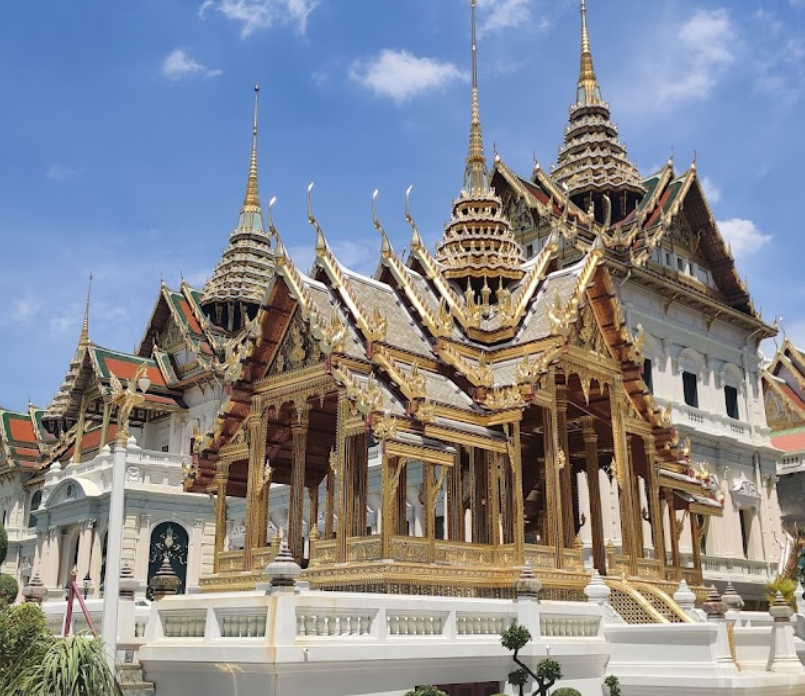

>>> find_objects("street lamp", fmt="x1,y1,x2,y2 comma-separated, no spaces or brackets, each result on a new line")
83,570,92,599
101,363,150,669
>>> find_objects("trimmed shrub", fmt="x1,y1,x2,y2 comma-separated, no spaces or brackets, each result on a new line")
0,575,18,604
404,687,448,696
552,689,582,696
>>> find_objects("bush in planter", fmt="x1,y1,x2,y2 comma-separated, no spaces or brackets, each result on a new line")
404,687,448,696
0,575,19,604
552,690,581,696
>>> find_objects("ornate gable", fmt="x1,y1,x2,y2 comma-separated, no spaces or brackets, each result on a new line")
267,311,323,378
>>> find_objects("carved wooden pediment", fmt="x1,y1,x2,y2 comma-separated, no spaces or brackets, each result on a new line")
267,312,323,377
568,302,608,357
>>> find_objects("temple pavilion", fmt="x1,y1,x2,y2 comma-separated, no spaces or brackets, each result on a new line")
188,0,729,600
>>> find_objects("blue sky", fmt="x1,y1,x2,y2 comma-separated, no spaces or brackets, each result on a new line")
1,0,804,411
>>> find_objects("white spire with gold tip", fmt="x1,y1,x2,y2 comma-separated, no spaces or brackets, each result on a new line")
201,83,275,333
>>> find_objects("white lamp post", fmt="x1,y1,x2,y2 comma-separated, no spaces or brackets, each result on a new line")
101,364,150,668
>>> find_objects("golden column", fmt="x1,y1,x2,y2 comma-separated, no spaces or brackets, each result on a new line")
542,403,565,569
487,453,501,548
325,467,335,540
448,450,464,542
665,488,682,581
556,385,575,547
335,395,350,562
690,513,703,585
213,460,230,573
289,401,311,563
610,381,637,574
244,414,265,570
582,416,606,574
507,422,525,563
644,435,665,574
381,451,395,558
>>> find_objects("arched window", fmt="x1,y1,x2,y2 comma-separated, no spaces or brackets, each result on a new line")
146,522,189,600
28,490,42,528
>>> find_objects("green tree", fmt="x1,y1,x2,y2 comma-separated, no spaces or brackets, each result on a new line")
0,602,52,693
500,623,564,696
604,675,622,696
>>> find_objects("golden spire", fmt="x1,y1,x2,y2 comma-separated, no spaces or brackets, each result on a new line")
463,0,489,195
577,0,602,105
243,83,261,210
79,273,93,348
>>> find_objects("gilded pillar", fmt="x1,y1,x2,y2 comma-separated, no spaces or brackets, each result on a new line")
610,381,637,574
381,451,394,558
543,401,565,569
690,513,703,585
487,453,501,548
213,460,230,573
308,485,319,541
509,422,525,563
556,385,575,547
244,415,264,570
627,438,644,559
644,435,665,573
448,450,464,542
289,401,310,563
325,467,335,540
665,488,681,581
335,395,349,562
351,433,369,536
582,417,606,574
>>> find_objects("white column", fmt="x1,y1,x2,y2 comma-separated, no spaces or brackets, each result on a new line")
134,514,151,585
188,518,205,588
101,437,128,664
76,521,94,581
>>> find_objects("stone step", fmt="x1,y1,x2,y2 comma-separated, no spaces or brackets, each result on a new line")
118,663,155,696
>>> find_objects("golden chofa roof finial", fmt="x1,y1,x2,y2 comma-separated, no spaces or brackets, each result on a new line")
79,272,93,348
463,0,490,196
577,0,602,105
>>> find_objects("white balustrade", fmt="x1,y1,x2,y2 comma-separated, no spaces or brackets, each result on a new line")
219,612,267,638
386,613,446,636
163,612,207,638
540,616,600,638
296,611,373,637
455,613,509,636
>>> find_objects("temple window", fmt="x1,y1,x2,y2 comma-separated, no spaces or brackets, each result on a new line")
739,508,753,559
683,371,699,408
28,490,42,528
643,358,654,394
724,385,740,420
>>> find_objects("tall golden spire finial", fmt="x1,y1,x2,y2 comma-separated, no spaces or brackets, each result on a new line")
463,0,489,195
79,273,93,348
243,83,261,210
577,0,602,105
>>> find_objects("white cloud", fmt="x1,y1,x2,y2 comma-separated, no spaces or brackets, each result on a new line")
476,0,532,35
350,50,468,104
0,296,43,327
199,0,319,37
701,176,721,204
718,218,772,258
161,49,222,80
46,163,83,181
654,9,736,106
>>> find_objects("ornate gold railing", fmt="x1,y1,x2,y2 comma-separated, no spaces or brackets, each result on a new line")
524,544,557,569
347,537,382,562
636,559,662,580
217,551,245,573
310,539,338,566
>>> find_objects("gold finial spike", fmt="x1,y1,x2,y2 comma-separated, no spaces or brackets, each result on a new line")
463,0,489,195
79,272,93,348
577,0,602,105
243,83,261,210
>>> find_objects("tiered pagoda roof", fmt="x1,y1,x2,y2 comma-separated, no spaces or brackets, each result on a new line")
551,0,644,219
201,85,275,333
763,339,805,447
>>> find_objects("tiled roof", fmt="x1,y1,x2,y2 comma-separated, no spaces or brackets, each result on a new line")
773,430,805,453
